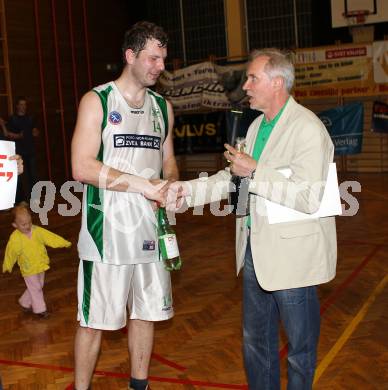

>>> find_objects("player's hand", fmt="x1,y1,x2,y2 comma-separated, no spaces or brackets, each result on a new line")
143,179,169,205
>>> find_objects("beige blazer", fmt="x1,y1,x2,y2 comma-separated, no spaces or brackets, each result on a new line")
188,97,337,291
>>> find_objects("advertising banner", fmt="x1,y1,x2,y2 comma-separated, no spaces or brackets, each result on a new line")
158,61,246,113
173,111,226,154
371,101,388,133
294,44,373,99
373,41,388,84
318,102,364,155
159,42,387,112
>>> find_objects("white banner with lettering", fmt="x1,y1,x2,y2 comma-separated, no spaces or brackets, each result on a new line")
158,61,246,114
0,141,18,210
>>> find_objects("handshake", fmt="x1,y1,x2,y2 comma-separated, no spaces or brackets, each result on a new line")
144,179,191,211
142,143,256,210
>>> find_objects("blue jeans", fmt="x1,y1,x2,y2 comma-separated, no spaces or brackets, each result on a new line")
243,238,320,390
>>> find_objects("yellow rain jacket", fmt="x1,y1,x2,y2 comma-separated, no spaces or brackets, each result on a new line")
3,226,71,277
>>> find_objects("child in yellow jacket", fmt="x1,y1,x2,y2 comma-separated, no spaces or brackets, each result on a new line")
3,203,71,318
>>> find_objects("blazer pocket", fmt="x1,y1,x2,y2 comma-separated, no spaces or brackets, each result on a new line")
278,221,321,239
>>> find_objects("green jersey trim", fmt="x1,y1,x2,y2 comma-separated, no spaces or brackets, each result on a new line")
81,260,94,324
148,89,168,137
86,183,103,258
93,85,112,130
86,85,113,259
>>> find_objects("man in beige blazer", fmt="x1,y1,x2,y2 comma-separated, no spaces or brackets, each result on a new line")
168,48,337,389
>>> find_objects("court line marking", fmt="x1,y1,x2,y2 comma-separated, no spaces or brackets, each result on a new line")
120,326,187,371
0,359,247,389
314,273,388,383
362,188,388,201
152,352,187,371
1,245,382,388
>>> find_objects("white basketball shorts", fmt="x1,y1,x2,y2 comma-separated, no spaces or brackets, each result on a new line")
77,260,174,330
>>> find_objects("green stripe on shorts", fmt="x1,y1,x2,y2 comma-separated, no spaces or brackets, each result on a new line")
82,260,94,324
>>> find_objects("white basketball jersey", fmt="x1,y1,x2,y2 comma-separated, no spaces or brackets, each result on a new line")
77,81,168,265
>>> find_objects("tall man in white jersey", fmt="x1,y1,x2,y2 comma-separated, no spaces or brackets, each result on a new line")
71,21,178,390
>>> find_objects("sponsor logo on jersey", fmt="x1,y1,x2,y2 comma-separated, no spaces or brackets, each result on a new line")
108,111,122,124
130,110,144,115
142,240,155,251
113,134,161,150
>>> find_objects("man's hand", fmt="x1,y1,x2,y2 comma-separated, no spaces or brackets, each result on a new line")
9,154,23,175
224,143,257,177
166,181,191,211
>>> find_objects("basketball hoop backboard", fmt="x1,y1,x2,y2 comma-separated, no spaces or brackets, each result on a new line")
331,0,388,28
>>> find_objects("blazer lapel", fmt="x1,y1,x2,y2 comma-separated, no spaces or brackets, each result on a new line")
246,116,262,156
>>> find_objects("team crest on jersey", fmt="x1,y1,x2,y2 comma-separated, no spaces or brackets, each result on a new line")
108,111,122,125
152,107,162,133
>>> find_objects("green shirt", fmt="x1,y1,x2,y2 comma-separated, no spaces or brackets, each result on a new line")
247,98,289,227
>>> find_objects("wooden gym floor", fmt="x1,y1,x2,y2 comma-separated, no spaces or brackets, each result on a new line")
0,172,387,389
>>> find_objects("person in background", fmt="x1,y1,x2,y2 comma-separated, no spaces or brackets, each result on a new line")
168,48,337,390
3,97,40,202
0,117,7,140
71,21,178,390
2,202,71,318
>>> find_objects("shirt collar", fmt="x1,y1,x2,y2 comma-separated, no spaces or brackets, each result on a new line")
261,96,290,128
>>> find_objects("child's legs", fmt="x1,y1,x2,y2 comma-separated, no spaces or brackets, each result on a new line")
37,272,45,287
23,273,47,313
18,286,32,309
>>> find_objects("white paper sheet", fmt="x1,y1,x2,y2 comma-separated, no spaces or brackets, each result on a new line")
265,163,342,224
0,141,18,210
